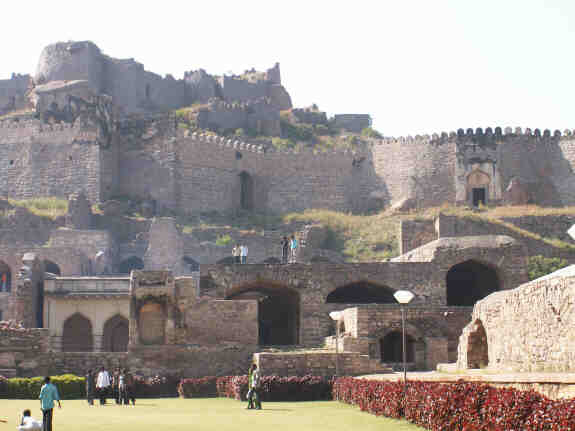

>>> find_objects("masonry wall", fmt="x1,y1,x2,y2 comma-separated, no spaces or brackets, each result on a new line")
370,139,456,208
457,269,575,372
0,120,102,202
0,74,30,114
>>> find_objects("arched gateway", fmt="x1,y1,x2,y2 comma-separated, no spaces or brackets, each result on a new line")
226,282,299,345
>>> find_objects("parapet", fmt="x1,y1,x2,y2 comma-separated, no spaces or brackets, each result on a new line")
375,127,575,146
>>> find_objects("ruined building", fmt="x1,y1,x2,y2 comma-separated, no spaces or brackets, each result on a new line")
0,41,572,378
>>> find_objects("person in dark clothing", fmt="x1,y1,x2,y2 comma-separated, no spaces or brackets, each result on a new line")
85,369,94,406
281,236,289,264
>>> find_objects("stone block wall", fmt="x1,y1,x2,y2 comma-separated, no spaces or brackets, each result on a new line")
0,74,31,115
0,120,102,203
0,328,50,376
399,219,437,254
457,268,575,372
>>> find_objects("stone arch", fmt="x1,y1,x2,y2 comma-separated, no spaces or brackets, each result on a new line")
62,313,93,352
43,259,61,276
0,260,11,293
118,256,144,275
102,314,129,352
467,320,489,368
138,302,166,345
183,256,199,272
380,331,416,363
446,260,500,306
226,281,299,345
239,171,254,211
326,281,396,304
466,169,491,207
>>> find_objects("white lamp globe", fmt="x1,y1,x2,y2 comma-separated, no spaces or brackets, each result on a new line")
394,290,415,305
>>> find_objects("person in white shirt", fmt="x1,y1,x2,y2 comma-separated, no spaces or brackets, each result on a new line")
241,244,248,264
18,409,41,431
96,367,111,406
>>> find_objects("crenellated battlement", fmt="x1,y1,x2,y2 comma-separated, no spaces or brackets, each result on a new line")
0,118,100,144
181,131,358,158
376,127,575,146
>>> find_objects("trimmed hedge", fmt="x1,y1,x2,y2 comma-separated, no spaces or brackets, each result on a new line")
213,375,332,402
333,377,575,431
0,374,84,399
0,374,180,399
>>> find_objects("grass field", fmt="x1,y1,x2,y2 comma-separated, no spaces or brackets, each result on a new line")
1,398,423,431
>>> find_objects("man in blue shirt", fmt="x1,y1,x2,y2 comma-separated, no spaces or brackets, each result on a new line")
38,376,62,431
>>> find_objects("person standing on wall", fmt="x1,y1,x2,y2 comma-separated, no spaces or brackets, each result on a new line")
281,236,289,264
96,367,111,405
290,235,298,263
232,244,240,264
38,376,61,431
241,244,248,264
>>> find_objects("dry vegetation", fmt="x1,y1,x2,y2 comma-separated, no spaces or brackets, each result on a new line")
7,197,68,219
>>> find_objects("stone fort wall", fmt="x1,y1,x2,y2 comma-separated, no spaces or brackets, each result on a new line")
4,116,575,216
0,119,103,203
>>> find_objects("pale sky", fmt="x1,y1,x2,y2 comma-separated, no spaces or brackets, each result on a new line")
1,0,574,136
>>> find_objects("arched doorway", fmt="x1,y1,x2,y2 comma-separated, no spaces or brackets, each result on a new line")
239,171,254,211
467,320,489,368
326,281,396,304
102,314,129,352
446,260,500,306
467,169,491,207
0,261,11,293
118,256,144,275
380,331,415,363
62,313,93,352
43,260,61,276
138,302,165,345
227,283,299,345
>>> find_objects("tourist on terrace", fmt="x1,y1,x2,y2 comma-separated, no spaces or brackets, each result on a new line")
281,236,289,264
241,244,248,264
290,235,298,263
232,244,240,264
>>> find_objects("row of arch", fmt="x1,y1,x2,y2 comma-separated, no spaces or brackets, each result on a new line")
62,313,129,352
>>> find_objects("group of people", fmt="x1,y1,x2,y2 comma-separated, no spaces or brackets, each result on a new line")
86,367,136,407
232,244,249,264
281,235,299,264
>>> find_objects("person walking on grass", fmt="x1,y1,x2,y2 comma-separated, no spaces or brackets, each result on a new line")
85,369,94,406
246,363,262,410
38,377,61,431
96,366,111,405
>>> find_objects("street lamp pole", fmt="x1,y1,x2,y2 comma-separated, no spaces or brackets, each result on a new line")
401,304,406,384
393,290,414,388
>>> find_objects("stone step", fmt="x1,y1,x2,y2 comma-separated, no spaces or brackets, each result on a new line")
0,368,17,378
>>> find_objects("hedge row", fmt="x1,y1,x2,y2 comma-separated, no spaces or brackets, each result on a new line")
179,375,332,401
0,374,179,399
333,377,575,431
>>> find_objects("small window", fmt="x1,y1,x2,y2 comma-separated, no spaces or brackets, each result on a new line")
9,160,14,166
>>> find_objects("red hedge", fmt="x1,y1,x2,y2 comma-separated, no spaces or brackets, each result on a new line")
333,377,575,431
178,377,219,398
211,375,332,401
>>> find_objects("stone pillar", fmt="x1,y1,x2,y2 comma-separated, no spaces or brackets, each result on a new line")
8,253,43,328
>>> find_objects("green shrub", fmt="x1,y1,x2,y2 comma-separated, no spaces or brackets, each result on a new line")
361,127,383,139
1,374,84,399
527,255,570,280
215,234,232,246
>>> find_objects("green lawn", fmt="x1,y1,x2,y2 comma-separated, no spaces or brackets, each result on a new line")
1,398,423,431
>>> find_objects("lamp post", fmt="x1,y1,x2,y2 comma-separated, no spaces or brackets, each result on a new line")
393,290,414,386
329,311,343,378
